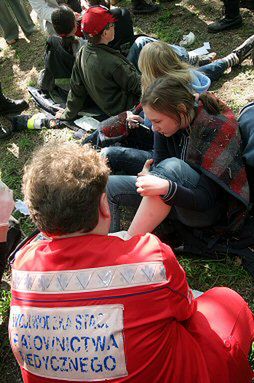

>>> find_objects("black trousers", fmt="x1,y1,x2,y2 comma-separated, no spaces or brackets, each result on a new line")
222,0,240,18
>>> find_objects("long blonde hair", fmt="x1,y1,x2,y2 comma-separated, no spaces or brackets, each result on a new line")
138,41,193,94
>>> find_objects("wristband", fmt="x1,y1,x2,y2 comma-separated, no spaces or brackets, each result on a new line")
161,180,178,202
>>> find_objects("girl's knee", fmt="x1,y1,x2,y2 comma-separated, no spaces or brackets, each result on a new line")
152,157,185,180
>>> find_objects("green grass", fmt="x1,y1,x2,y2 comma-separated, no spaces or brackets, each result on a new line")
0,290,11,326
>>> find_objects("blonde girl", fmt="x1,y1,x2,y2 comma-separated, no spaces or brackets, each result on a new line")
137,39,254,95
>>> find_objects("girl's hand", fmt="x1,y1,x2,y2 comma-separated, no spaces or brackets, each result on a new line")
126,111,144,129
136,175,169,197
138,158,154,176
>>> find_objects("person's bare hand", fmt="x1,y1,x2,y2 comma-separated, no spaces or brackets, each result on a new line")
0,181,15,242
138,158,154,176
55,109,65,119
126,111,144,129
136,175,169,197
74,12,82,21
0,181,15,223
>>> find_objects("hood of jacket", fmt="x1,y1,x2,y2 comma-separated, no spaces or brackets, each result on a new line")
190,69,211,94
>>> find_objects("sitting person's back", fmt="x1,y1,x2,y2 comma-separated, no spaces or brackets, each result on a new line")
39,5,86,99
60,6,141,120
9,142,254,383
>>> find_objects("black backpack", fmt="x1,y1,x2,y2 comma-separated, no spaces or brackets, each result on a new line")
0,218,22,283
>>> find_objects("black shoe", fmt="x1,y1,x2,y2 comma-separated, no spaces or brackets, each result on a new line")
251,47,254,65
233,34,254,63
207,15,243,33
0,95,29,116
132,2,159,14
240,0,254,10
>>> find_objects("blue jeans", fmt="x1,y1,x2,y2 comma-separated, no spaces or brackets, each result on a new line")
238,102,254,167
198,60,228,82
127,36,189,69
107,158,221,232
101,147,153,175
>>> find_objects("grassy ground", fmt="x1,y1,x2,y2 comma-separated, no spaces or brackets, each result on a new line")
0,0,254,381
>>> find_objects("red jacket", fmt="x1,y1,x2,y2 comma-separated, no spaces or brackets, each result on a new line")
8,233,251,382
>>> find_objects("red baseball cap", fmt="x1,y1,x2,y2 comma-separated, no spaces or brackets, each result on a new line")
81,6,116,37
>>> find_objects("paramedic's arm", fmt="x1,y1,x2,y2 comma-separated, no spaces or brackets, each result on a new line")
28,0,59,23
61,61,89,120
0,182,15,243
158,239,196,321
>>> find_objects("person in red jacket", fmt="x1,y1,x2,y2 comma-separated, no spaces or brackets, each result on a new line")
9,142,254,383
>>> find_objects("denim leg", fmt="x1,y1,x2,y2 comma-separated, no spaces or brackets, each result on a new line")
238,103,254,167
197,60,228,82
106,176,141,232
150,158,221,227
127,36,190,69
127,36,158,69
101,147,153,175
82,130,100,146
150,157,201,187
169,44,189,61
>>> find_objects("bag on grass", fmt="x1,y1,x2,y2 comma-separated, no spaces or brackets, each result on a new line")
158,215,254,278
0,218,22,283
98,111,128,147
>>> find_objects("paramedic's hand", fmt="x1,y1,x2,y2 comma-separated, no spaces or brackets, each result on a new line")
55,109,65,119
74,12,82,21
138,158,154,176
0,181,15,242
136,175,169,197
126,111,144,129
108,231,132,241
81,0,90,9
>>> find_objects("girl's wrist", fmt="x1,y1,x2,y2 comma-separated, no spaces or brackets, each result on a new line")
160,180,170,196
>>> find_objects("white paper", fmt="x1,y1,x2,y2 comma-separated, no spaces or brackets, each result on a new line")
189,42,211,56
15,200,30,216
74,116,99,132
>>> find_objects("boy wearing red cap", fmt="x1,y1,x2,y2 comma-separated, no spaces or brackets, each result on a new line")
60,6,141,120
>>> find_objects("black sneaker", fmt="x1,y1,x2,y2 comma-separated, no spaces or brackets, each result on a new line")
233,34,254,63
132,2,159,14
0,96,29,116
221,52,239,68
207,15,243,33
